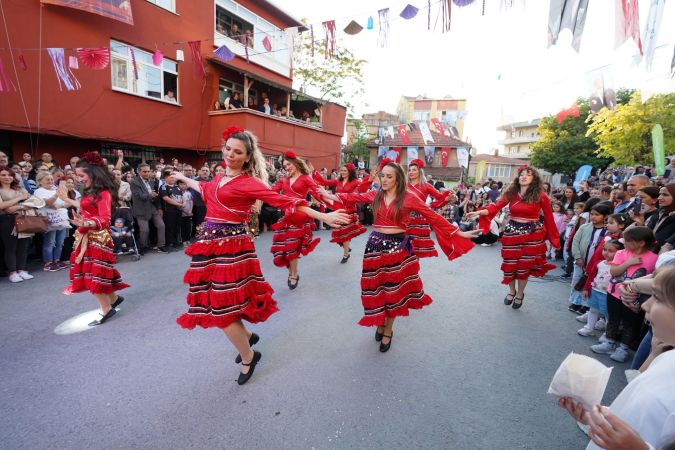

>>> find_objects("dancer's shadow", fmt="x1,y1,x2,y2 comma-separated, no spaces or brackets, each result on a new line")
53,307,119,335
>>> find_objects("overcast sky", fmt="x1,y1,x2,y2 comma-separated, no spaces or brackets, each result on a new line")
274,0,675,153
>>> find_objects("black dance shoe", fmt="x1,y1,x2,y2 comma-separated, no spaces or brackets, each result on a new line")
288,275,299,290
503,293,515,306
340,254,350,264
235,333,260,363
379,334,393,353
237,351,262,385
88,308,116,326
512,294,525,310
375,327,384,342
111,295,125,308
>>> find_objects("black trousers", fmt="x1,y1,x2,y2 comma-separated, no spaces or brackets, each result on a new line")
606,293,645,350
163,209,181,246
180,216,193,243
0,214,30,272
192,205,206,235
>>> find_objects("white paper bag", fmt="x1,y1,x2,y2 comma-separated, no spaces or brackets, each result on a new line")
547,353,613,410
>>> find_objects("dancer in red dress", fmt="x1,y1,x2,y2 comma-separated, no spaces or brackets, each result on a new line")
406,158,454,258
324,161,478,352
172,127,348,385
57,152,129,326
269,151,326,289
467,166,560,309
311,162,368,263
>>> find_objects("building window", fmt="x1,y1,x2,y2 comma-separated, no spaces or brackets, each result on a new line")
487,164,511,178
413,111,431,121
110,40,179,104
146,0,175,13
218,77,256,106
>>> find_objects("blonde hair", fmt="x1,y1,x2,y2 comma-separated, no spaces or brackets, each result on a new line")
35,171,53,184
654,266,675,309
227,130,269,186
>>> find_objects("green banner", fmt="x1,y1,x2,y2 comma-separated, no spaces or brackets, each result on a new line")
652,124,665,176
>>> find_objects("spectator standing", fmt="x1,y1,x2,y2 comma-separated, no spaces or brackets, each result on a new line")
113,168,131,207
130,163,168,253
487,183,501,203
159,172,183,249
18,162,37,194
178,180,193,245
34,172,71,271
0,166,33,282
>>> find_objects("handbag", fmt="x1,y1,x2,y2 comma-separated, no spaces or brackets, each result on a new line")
15,211,49,234
574,273,589,291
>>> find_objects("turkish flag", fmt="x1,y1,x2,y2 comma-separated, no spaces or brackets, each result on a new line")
431,118,447,136
556,103,580,124
440,147,450,167
397,125,411,145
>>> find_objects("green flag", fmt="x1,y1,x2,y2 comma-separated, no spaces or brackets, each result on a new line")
652,124,665,176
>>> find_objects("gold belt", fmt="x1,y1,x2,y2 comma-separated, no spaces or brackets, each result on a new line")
72,229,112,264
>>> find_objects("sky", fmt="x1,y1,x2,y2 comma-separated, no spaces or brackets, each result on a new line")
273,0,675,154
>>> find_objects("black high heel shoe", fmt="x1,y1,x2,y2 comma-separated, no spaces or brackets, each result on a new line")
237,351,262,385
375,327,384,342
379,333,393,353
235,333,260,363
503,293,516,306
512,294,525,310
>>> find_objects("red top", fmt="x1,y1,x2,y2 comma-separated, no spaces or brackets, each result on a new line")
270,174,324,201
582,232,620,293
312,171,372,213
408,181,451,208
78,190,112,233
200,174,307,223
481,193,560,247
337,190,474,260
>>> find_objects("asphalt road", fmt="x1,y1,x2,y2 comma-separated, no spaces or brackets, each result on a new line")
0,229,630,449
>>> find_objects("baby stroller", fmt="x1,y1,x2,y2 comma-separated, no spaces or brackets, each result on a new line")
111,207,141,261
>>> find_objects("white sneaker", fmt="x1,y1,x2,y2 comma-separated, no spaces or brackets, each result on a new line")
18,271,34,280
577,327,595,337
591,340,616,354
576,312,589,323
594,318,607,331
610,345,630,363
598,333,609,343
9,273,23,283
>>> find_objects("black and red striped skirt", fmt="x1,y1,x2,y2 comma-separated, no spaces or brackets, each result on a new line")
406,211,438,258
359,231,432,327
500,220,556,284
177,222,279,330
330,212,367,245
270,216,320,268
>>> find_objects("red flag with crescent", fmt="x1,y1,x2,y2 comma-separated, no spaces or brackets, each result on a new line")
441,147,450,167
397,125,411,145
431,118,448,136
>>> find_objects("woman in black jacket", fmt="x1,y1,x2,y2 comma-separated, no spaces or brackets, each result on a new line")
646,183,675,253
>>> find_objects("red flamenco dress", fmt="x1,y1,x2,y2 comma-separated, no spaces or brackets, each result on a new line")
479,194,560,285
64,190,129,295
312,170,368,244
269,174,324,268
177,174,308,330
406,181,452,258
336,190,474,327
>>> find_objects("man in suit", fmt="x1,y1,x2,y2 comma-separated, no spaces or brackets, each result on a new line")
130,163,168,253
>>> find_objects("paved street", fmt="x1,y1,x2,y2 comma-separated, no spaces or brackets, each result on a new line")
0,229,630,449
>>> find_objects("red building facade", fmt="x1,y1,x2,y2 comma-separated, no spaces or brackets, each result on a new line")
0,0,346,170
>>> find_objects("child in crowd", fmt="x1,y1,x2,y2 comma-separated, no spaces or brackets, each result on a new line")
568,203,612,314
591,226,658,362
548,201,566,259
563,202,585,294
578,239,624,336
111,217,134,254
178,180,193,246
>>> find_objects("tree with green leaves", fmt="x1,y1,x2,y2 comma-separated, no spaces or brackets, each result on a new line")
587,92,674,166
292,27,367,115
531,99,612,177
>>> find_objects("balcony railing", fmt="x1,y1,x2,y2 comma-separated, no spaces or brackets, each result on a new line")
209,108,322,129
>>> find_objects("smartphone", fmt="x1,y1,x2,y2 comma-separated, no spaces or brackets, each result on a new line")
631,197,642,216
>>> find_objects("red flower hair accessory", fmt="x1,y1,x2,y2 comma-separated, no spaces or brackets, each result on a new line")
409,158,425,169
517,164,529,171
345,162,355,171
222,126,245,141
284,151,297,159
379,158,394,171
81,151,104,166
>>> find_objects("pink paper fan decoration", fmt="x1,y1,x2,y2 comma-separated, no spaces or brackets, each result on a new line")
262,36,272,52
152,49,164,66
76,48,110,70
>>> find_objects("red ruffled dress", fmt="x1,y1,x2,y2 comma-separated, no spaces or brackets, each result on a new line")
65,190,129,295
479,194,560,284
177,174,308,330
269,174,323,267
337,190,474,327
312,171,368,244
406,182,452,258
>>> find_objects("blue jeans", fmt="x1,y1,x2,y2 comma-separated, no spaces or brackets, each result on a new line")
568,264,587,306
630,328,652,370
43,228,67,262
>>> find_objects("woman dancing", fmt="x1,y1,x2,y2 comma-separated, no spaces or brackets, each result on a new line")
467,166,559,309
311,162,368,263
270,151,326,289
406,158,454,258
172,127,348,385
323,160,478,352
57,152,129,326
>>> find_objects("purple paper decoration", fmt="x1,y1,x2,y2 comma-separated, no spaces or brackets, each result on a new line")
214,45,235,62
400,4,419,19
47,48,80,91
129,48,139,80
453,0,475,5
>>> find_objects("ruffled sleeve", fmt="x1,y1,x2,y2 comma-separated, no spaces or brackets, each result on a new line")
357,178,373,193
240,178,308,222
80,190,112,232
336,190,377,208
424,183,447,202
405,194,474,260
312,171,338,187
479,196,508,234
540,194,561,248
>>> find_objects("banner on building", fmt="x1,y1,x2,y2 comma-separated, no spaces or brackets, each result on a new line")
431,118,448,136
440,147,451,168
424,146,435,165
418,121,434,144
41,0,134,25
378,146,389,160
386,147,402,163
397,125,411,145
456,147,469,168
387,126,395,139
407,146,418,161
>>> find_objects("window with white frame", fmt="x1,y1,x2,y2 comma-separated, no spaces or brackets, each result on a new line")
110,40,179,103
487,164,511,178
146,0,175,13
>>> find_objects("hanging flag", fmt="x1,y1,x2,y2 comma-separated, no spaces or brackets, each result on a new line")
428,0,432,29
68,56,79,69
40,0,134,25
17,50,27,71
615,0,643,55
640,0,664,71
344,21,363,35
419,121,435,144
397,124,411,145
407,146,419,161
323,20,336,59
548,0,590,52
367,17,374,30
214,45,235,62
129,48,139,80
387,126,395,139
188,41,206,80
441,147,451,168
378,146,389,158
262,36,272,52
0,56,16,92
441,0,452,32
76,47,110,70
400,4,419,19
456,147,469,168
424,146,435,165
556,102,580,124
431,118,448,136
453,0,475,5
378,8,389,48
153,49,164,66
652,124,665,176
377,127,385,144
47,48,81,91
310,24,315,57
387,147,402,163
